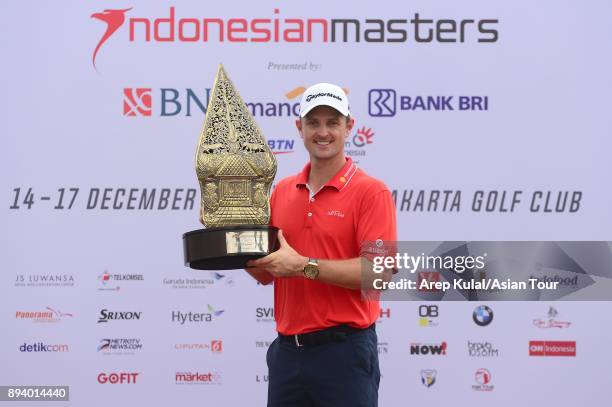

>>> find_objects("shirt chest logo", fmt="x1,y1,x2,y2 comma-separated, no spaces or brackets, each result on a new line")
327,210,345,218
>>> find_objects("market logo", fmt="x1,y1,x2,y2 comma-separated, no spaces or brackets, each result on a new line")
97,372,140,384
172,306,224,324
417,271,441,292
420,369,437,388
472,368,494,391
20,342,69,353
15,307,73,323
410,341,447,356
368,89,489,117
533,306,572,329
256,307,274,323
14,274,75,288
468,341,499,357
98,338,143,355
472,305,493,326
529,341,576,357
98,270,144,291
175,340,223,353
418,304,439,327
123,88,152,116
175,371,222,385
98,309,142,323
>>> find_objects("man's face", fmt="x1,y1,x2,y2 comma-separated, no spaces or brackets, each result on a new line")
296,105,355,162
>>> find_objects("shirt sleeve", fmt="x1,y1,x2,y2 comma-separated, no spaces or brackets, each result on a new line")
356,187,397,260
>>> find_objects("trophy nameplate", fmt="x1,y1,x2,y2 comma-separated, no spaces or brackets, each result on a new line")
182,65,279,270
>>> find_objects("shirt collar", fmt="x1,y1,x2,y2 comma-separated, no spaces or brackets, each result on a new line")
295,157,357,192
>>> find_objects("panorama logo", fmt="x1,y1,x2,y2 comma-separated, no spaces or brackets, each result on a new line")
91,7,499,71
15,307,73,323
368,89,489,117
473,305,493,326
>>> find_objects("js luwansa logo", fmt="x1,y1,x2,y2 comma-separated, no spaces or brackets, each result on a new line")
91,7,499,70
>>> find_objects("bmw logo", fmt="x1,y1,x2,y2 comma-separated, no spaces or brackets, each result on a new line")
473,305,493,326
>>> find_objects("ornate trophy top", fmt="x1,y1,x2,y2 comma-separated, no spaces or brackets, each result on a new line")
196,65,277,228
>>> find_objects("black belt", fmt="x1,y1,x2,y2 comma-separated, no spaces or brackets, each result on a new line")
278,324,374,347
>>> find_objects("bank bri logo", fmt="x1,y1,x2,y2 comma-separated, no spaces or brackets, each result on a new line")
368,89,489,117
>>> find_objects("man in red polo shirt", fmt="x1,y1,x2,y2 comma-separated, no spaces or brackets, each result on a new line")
247,83,396,407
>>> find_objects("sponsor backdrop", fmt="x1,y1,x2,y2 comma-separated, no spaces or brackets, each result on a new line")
2,1,611,406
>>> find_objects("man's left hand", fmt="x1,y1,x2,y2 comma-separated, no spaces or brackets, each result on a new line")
246,230,307,278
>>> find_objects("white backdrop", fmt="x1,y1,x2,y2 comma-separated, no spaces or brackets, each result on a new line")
2,1,612,406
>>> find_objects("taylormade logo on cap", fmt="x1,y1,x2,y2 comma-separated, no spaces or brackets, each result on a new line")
299,83,350,118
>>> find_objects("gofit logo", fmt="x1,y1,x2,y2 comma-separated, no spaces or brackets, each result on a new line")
175,371,221,385
97,372,139,384
529,341,576,357
410,341,447,355
98,309,142,323
91,7,498,71
123,88,152,116
20,342,69,353
368,89,489,117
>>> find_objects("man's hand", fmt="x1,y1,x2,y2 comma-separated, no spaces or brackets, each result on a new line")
246,230,307,278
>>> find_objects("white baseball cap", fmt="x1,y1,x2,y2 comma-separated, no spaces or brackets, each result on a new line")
299,83,350,118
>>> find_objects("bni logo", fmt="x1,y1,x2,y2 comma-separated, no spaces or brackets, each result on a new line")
123,88,152,116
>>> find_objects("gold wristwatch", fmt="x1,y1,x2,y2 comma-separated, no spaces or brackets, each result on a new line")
303,258,320,280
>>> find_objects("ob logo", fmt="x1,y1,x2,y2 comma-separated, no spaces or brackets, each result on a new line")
123,88,152,116
419,305,439,318
368,89,396,117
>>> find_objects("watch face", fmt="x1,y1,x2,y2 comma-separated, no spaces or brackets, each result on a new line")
304,265,318,279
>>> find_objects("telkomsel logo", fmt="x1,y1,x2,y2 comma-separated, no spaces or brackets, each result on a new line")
369,89,489,117
20,342,69,353
91,7,499,70
529,341,576,357
410,341,447,356
97,372,139,384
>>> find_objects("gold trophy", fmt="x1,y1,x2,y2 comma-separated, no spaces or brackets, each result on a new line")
183,65,279,270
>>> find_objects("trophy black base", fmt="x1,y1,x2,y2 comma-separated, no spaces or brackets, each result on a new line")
183,225,280,270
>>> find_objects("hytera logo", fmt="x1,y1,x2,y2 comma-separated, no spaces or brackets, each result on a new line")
410,341,447,355
98,309,142,323
368,89,489,117
97,372,139,384
172,306,224,324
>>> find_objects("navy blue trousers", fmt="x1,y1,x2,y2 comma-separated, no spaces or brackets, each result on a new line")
267,326,380,407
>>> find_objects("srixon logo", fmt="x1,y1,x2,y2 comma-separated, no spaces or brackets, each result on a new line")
410,341,447,356
98,309,142,323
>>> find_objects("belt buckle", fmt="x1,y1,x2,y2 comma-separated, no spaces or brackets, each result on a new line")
294,334,303,347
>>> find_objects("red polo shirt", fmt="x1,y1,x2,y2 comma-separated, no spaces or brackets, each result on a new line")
269,157,397,335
